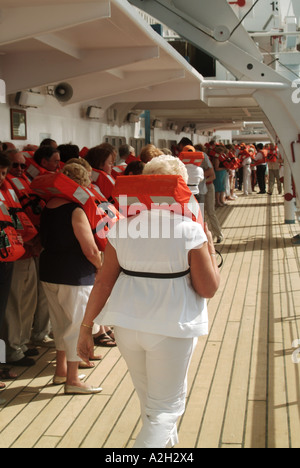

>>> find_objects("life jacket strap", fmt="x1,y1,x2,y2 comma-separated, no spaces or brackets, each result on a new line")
120,267,190,279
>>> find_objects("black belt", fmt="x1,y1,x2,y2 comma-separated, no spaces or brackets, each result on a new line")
120,267,190,279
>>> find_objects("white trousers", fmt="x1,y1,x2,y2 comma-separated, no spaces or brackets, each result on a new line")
114,327,198,448
243,165,252,195
42,282,92,362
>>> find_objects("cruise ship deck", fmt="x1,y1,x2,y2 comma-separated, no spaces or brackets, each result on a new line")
0,190,299,449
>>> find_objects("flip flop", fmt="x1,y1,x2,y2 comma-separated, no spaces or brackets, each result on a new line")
0,382,6,392
93,333,117,347
106,329,115,341
0,368,18,380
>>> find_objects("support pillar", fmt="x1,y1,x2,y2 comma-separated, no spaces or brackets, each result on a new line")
284,162,295,224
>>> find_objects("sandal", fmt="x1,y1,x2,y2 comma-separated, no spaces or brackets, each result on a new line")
0,368,18,380
0,381,6,392
106,329,115,341
79,361,95,369
93,333,117,347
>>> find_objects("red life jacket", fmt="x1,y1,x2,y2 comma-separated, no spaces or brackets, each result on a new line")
266,149,278,163
6,173,46,227
207,148,216,160
22,151,34,164
111,164,126,179
252,148,268,166
112,174,204,227
222,151,240,170
90,168,116,203
0,180,38,244
125,154,141,165
0,200,25,262
179,151,204,167
23,153,50,182
31,173,122,251
239,148,251,160
79,147,89,158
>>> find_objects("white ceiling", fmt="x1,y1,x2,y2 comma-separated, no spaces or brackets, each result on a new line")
0,0,267,131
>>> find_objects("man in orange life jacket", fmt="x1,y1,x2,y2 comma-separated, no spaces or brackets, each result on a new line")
34,145,61,173
0,150,42,366
267,143,282,195
112,144,137,178
0,153,20,383
7,150,54,352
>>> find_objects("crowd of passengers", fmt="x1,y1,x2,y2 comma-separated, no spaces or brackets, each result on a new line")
0,136,283,395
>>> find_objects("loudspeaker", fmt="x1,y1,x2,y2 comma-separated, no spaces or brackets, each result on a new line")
152,119,163,128
54,83,73,102
87,106,105,119
15,91,46,108
127,112,140,123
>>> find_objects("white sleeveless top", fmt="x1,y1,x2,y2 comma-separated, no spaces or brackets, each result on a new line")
95,210,208,338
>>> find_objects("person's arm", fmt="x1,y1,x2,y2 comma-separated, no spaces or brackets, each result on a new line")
254,152,262,162
204,166,216,182
72,207,102,271
213,157,221,172
77,241,121,364
188,223,220,299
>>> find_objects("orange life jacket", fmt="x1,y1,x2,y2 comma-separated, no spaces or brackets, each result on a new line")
31,173,122,251
0,200,25,262
79,147,89,158
266,149,278,163
112,174,204,227
22,152,50,182
6,173,46,227
178,151,205,167
0,180,38,244
252,148,268,166
207,148,216,160
125,154,141,165
111,164,126,179
90,168,116,203
222,151,240,170
239,148,251,160
22,151,35,160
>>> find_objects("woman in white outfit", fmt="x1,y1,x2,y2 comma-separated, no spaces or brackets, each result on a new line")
77,156,220,448
242,155,253,196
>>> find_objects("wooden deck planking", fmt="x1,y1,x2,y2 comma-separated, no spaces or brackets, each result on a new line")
0,191,299,448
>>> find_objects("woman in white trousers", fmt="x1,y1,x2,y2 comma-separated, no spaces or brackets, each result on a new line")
115,328,198,448
241,156,252,196
77,156,220,448
39,163,103,394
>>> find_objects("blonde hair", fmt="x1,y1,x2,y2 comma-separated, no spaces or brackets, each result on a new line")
66,158,92,172
140,144,163,163
143,155,188,183
62,163,90,187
